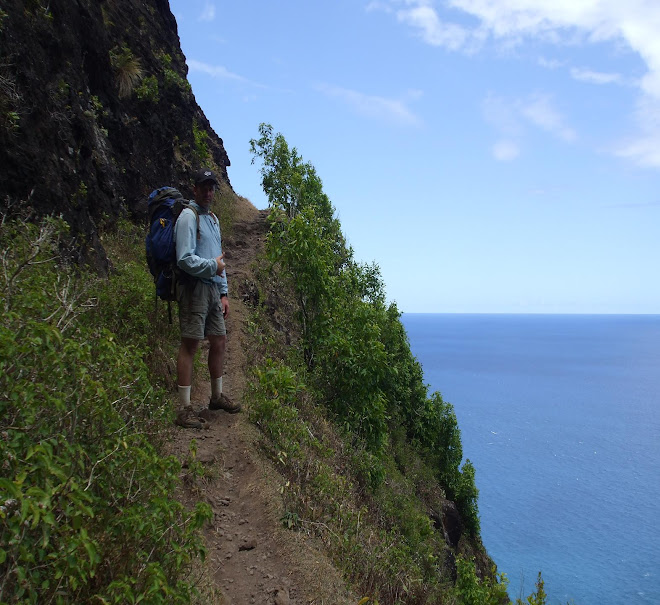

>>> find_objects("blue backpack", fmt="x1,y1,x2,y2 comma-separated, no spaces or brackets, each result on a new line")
145,187,199,303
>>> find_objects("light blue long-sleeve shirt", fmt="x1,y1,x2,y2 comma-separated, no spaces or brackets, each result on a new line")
174,201,227,295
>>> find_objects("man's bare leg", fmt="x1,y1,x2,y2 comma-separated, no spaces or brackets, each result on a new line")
208,334,240,412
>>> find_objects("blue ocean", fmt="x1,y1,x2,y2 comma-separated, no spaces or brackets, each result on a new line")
401,314,660,605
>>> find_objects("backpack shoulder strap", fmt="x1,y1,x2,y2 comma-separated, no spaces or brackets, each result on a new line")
177,203,201,240
190,205,201,240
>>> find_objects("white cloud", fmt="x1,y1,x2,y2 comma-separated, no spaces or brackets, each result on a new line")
570,67,623,85
366,1,392,13
614,95,660,166
493,140,520,161
187,59,265,88
520,93,576,142
396,4,470,50
448,0,625,41
377,0,660,167
482,92,576,159
199,1,215,22
538,56,564,70
188,60,245,82
316,83,422,126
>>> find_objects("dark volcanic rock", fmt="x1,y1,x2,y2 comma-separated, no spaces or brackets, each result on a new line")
0,0,230,271
441,500,463,549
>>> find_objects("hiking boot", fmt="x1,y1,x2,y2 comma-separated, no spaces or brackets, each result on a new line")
209,393,241,413
175,407,209,429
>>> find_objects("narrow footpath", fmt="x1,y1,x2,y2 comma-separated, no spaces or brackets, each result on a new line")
167,205,356,605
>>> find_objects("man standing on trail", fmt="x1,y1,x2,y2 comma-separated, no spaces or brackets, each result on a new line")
174,167,241,428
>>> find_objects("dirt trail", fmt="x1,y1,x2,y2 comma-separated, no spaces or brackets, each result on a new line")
167,206,356,605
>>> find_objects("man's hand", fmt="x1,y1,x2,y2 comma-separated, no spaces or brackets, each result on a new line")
221,296,229,319
215,253,225,276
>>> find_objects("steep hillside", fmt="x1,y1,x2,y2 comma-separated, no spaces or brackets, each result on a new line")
0,2,546,604
0,0,229,269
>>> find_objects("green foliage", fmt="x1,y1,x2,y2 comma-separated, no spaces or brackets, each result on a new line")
97,218,181,390
135,75,159,103
252,126,481,534
3,110,19,133
246,124,494,603
71,181,88,207
0,213,211,602
265,206,335,364
192,119,210,163
250,123,336,224
56,79,70,98
247,359,312,462
247,125,558,604
452,556,510,605
87,95,109,123
316,295,390,453
159,52,192,94
110,45,144,99
250,123,346,265
454,460,480,536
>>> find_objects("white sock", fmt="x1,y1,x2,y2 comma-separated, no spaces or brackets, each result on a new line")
211,377,223,400
178,385,191,408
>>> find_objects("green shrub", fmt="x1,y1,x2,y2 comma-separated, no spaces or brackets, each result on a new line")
452,556,509,605
247,359,312,463
0,213,211,603
192,120,210,163
110,45,144,99
136,75,159,103
159,52,191,94
514,572,548,605
246,125,559,603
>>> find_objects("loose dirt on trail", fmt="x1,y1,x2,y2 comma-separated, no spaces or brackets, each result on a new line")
166,201,357,605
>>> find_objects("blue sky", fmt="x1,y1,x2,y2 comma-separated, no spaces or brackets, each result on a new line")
168,0,660,314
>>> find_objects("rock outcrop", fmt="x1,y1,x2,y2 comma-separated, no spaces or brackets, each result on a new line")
0,0,229,270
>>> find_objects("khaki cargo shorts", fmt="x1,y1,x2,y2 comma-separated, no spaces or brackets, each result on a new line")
177,279,226,340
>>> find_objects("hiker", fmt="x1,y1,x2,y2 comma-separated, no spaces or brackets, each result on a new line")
174,167,240,428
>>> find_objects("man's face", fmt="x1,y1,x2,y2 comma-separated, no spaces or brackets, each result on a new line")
193,180,216,208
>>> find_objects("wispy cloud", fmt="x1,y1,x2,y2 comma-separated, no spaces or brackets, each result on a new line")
538,57,564,70
396,4,470,51
198,1,215,22
365,1,392,13
613,133,660,168
521,93,576,142
187,59,266,88
316,83,423,126
492,140,520,161
374,0,660,168
483,92,576,160
570,67,623,85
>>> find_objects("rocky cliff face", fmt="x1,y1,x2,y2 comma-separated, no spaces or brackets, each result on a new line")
0,0,229,270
